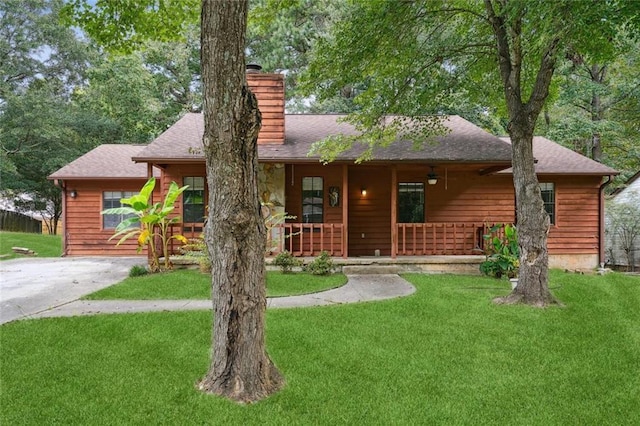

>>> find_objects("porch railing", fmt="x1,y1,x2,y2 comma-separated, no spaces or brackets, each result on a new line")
166,222,501,258
395,222,488,256
268,223,345,257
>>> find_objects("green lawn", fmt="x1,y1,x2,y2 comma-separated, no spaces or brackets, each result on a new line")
84,269,348,299
0,231,62,260
2,271,639,425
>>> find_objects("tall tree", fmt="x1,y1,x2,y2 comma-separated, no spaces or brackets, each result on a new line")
303,0,639,306
0,0,89,102
0,0,97,234
66,0,284,402
198,0,284,402
541,35,640,184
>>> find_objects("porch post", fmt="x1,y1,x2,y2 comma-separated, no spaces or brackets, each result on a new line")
391,165,397,259
147,162,154,264
342,164,348,258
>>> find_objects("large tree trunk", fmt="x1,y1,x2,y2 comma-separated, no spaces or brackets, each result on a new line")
198,0,284,403
496,118,558,306
485,0,559,306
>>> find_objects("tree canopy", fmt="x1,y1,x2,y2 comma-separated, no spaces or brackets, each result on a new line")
300,0,639,305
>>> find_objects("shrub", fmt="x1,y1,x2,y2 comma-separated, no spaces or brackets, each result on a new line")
179,236,211,273
479,223,519,279
303,251,335,275
129,265,149,278
273,250,302,273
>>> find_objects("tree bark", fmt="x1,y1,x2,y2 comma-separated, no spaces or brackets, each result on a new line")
198,0,284,403
485,0,558,307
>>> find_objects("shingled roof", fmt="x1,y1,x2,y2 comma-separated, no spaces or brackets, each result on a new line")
132,113,514,164
49,144,159,180
499,137,618,175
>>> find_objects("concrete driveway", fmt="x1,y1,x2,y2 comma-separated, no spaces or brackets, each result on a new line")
0,257,144,324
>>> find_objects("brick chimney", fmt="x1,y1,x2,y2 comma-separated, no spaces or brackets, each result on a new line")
246,64,285,145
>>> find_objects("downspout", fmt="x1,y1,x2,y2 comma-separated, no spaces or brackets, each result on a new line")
599,175,614,266
54,179,68,256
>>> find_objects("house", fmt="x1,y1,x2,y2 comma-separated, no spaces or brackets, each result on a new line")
605,170,640,269
49,70,618,271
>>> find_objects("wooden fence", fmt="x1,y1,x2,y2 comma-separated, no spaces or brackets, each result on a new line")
0,210,42,233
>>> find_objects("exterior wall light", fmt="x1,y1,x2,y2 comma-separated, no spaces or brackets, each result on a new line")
361,187,367,196
427,166,438,185
69,190,78,199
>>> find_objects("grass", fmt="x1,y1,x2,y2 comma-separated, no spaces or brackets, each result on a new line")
0,231,62,260
2,271,639,425
84,269,348,299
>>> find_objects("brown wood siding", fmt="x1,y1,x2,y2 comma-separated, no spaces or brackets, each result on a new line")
547,176,602,254
402,170,517,224
348,166,392,256
247,73,285,145
64,179,155,256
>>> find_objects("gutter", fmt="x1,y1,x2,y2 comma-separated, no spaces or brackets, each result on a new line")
599,175,615,266
52,179,68,256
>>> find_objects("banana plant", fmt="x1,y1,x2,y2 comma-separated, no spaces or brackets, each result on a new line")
101,177,189,272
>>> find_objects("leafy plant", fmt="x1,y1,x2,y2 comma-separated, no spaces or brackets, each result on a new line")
179,235,211,273
101,177,189,272
480,224,519,279
303,251,335,276
273,250,302,274
128,265,149,278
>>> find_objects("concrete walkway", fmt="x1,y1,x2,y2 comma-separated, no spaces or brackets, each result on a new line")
28,274,416,320
1,255,416,323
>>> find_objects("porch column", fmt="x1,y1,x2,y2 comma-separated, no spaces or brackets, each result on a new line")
342,164,348,258
391,165,397,259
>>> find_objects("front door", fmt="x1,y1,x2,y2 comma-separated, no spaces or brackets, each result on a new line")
348,166,392,256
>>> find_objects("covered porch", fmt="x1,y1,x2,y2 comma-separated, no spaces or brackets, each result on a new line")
273,162,514,259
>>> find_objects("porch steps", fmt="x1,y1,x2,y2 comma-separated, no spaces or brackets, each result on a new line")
336,256,484,275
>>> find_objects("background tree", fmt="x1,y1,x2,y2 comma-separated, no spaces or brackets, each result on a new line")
541,34,640,185
607,190,640,272
302,0,639,306
0,0,89,102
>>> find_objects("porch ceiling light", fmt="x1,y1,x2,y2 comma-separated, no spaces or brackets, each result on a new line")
427,166,438,185
361,187,367,196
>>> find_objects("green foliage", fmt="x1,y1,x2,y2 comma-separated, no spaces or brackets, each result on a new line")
62,0,199,53
128,264,149,278
480,224,520,279
303,251,335,275
177,236,211,273
272,250,302,274
247,0,341,110
101,177,188,272
539,34,640,186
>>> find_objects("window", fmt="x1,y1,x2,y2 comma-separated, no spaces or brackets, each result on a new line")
183,177,206,223
103,191,137,229
302,177,323,223
540,182,555,225
398,183,425,223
